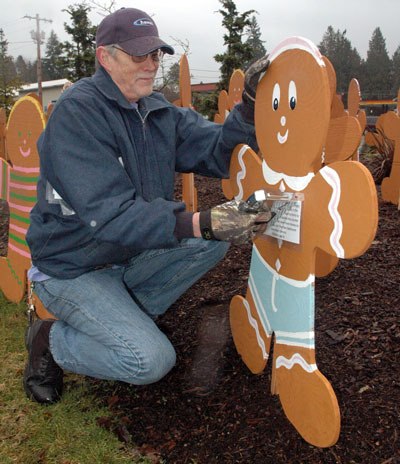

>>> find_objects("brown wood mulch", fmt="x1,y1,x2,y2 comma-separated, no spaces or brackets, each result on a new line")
0,173,399,464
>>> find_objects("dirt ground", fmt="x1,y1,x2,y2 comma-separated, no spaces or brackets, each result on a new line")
0,170,399,464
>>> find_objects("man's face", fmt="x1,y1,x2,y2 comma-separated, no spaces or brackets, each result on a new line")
101,47,160,102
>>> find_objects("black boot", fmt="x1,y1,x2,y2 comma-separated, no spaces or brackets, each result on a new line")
23,320,63,404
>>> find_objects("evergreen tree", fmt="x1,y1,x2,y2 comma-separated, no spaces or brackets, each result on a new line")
0,29,22,115
15,55,29,82
43,30,69,80
319,26,362,98
363,27,392,99
214,0,255,91
391,46,400,96
26,60,39,83
243,15,266,69
62,3,97,80
192,92,218,120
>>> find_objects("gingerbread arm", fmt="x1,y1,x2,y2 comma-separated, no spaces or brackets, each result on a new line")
312,161,378,259
324,116,362,163
224,144,265,201
0,157,10,201
347,78,366,133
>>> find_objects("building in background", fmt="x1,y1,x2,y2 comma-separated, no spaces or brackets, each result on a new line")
17,79,71,112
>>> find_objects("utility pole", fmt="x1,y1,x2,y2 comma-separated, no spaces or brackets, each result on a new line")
24,14,52,104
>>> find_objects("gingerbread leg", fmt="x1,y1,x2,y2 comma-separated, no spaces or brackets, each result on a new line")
0,258,26,302
273,344,340,447
33,293,57,320
229,293,271,374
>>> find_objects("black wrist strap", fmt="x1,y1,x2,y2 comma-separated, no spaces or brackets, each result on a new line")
199,210,216,240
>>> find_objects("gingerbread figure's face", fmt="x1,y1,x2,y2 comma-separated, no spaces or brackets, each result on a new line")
228,69,244,110
6,95,45,168
255,39,331,177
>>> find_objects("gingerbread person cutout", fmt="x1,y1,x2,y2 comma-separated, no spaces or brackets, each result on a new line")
175,54,198,212
0,94,45,302
366,90,400,206
315,70,366,277
218,70,246,198
214,90,229,124
226,37,378,447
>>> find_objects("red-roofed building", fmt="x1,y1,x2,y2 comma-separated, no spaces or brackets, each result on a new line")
191,82,217,94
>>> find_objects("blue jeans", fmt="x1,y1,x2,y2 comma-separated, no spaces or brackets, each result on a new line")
33,238,229,385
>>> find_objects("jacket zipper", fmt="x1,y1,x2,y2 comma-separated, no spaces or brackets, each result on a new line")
135,109,150,195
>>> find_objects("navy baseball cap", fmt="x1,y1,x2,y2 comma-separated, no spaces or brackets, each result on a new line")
96,8,174,56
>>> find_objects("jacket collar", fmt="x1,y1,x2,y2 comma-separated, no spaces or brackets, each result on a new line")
93,66,172,113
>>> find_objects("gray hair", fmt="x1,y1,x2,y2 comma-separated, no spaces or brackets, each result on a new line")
103,44,118,56
95,44,118,70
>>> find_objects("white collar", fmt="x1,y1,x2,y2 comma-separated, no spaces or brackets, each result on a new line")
262,160,315,192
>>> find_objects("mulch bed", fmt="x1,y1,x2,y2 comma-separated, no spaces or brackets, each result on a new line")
1,172,399,464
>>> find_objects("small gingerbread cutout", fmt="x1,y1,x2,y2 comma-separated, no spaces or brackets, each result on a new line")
176,54,198,212
366,90,400,205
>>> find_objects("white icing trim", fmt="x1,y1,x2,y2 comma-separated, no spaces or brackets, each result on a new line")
276,353,317,372
234,144,251,201
271,275,278,312
269,36,325,67
275,330,315,340
320,166,345,258
241,298,269,360
249,273,272,335
276,340,315,349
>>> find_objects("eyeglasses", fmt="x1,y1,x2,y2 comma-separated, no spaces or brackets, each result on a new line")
111,46,163,63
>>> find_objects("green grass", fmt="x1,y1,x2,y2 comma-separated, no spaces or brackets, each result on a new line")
0,292,150,464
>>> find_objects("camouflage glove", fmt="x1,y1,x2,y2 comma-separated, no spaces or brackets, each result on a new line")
199,199,273,245
242,55,270,110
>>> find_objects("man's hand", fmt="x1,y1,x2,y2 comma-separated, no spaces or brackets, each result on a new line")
237,54,270,123
242,55,270,109
198,199,274,245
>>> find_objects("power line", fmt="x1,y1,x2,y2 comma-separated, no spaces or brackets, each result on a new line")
190,68,219,73
0,18,26,27
8,41,33,44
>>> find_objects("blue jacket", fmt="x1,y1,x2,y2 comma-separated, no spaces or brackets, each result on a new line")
27,67,257,278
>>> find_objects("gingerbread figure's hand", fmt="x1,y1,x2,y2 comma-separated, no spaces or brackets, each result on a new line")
313,161,378,259
223,144,265,200
347,78,366,133
325,115,362,164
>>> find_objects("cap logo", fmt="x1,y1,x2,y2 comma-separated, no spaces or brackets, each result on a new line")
133,18,154,27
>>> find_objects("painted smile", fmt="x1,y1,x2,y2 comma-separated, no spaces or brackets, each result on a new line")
19,146,31,157
277,129,289,144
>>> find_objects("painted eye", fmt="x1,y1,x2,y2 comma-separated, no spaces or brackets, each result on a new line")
272,83,280,111
288,80,297,110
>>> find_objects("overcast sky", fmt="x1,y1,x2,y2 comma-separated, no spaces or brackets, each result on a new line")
1,0,399,84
